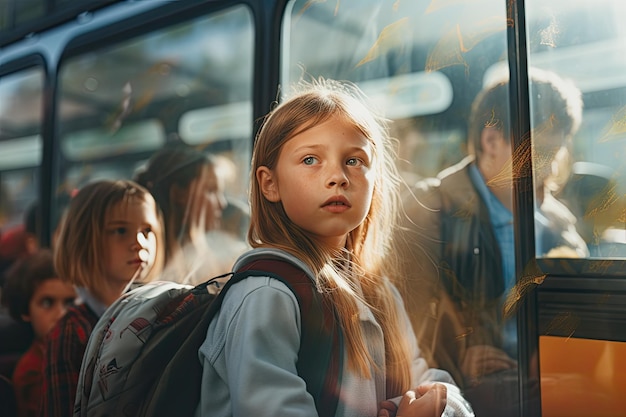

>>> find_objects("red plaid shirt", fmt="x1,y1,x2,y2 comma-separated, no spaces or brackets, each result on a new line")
13,338,45,417
40,303,98,417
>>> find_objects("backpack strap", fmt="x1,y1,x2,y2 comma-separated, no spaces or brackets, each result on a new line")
236,259,342,417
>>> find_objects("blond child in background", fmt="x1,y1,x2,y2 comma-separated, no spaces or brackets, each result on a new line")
40,180,164,417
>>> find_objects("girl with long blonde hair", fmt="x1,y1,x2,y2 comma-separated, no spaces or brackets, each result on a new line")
197,78,473,417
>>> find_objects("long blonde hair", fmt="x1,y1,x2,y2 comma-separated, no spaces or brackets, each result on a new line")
249,78,411,396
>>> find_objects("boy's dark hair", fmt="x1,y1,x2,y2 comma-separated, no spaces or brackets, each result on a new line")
468,68,582,157
0,249,56,321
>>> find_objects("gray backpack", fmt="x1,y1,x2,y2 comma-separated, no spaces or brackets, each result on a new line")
74,258,341,417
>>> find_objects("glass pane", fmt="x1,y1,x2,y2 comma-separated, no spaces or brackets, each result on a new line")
15,0,45,25
0,67,43,261
56,5,254,279
0,2,9,31
283,1,523,416
61,120,165,161
526,0,626,260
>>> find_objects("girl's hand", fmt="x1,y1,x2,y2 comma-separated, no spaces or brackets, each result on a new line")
392,383,447,417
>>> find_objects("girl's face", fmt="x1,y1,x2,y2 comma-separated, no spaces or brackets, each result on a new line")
103,196,160,284
24,277,76,340
257,115,375,250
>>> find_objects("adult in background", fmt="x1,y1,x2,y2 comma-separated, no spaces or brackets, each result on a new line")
396,68,588,416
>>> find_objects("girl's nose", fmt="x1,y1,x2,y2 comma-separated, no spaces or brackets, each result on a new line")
326,165,349,188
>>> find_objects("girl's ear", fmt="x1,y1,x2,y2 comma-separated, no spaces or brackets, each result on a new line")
256,166,281,202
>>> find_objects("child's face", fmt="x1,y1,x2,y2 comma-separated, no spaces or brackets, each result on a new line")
24,277,76,340
258,115,375,249
103,196,160,284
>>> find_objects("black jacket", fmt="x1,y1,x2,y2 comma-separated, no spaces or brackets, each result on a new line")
396,156,588,387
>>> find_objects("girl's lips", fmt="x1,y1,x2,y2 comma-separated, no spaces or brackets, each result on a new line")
322,196,351,213
322,195,351,207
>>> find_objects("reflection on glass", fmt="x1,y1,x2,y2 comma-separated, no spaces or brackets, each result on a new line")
527,0,626,260
282,1,524,416
0,68,43,230
55,5,254,276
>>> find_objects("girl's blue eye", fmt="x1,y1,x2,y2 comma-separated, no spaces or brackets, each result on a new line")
115,227,127,235
303,156,317,165
347,158,362,167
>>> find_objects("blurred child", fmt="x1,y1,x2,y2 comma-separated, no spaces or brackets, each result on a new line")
40,179,164,417
1,249,76,417
195,78,474,417
135,145,244,284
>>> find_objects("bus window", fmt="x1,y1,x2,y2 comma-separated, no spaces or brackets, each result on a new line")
525,0,626,415
61,119,165,162
526,0,626,261
0,67,43,233
55,5,254,268
281,0,509,179
0,66,43,292
282,1,521,416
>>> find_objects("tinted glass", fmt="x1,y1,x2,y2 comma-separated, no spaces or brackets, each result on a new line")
56,5,254,276
0,67,43,234
282,1,520,416
526,0,626,260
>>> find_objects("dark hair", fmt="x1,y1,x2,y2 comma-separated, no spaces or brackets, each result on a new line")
134,144,217,262
468,68,582,157
134,145,212,196
468,81,510,156
1,249,56,321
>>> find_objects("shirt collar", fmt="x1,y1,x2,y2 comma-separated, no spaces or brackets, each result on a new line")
75,286,108,317
468,163,513,227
